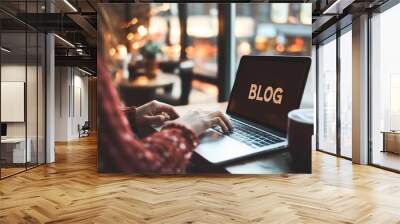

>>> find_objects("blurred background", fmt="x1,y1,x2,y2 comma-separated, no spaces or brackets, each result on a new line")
98,3,312,107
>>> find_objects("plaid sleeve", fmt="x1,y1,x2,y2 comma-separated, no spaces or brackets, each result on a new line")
98,62,199,173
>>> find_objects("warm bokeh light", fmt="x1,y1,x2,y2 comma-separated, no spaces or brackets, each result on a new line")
135,76,150,85
127,17,138,27
186,42,217,63
237,41,252,55
255,37,271,52
126,32,135,41
132,42,140,50
138,25,148,37
276,44,285,53
287,37,305,53
295,37,304,45
108,47,116,57
117,44,128,58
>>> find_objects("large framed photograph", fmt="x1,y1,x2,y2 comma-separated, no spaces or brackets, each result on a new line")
97,3,313,174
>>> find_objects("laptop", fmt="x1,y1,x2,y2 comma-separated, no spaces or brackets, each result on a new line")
196,55,311,165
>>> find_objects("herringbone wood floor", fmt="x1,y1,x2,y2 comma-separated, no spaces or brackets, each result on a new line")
1,135,400,224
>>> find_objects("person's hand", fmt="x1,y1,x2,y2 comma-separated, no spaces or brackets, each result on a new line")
135,100,179,126
168,110,233,136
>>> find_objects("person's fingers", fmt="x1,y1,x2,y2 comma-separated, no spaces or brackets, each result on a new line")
155,102,180,119
210,117,229,133
162,112,171,120
210,111,233,132
219,112,233,131
145,114,168,126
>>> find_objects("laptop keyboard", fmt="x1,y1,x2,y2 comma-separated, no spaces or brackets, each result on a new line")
212,118,285,148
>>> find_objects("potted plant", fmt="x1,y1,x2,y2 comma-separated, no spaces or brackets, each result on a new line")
140,40,161,79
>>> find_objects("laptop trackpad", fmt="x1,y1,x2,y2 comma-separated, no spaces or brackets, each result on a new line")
195,130,253,164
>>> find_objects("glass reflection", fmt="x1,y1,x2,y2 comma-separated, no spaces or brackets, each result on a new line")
340,30,352,158
371,4,400,171
317,38,337,154
27,30,38,169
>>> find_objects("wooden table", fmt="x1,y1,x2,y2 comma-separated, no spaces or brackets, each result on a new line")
175,103,296,174
118,72,178,106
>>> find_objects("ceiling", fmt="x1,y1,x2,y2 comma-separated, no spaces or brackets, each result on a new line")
0,0,394,74
311,0,390,41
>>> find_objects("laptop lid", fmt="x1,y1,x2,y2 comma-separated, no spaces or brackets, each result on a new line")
227,56,311,135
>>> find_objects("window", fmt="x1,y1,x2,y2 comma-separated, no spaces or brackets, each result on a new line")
370,3,400,171
235,3,312,66
0,1,46,179
1,31,28,177
316,25,353,159
187,3,218,78
149,3,181,61
317,37,337,154
339,29,352,158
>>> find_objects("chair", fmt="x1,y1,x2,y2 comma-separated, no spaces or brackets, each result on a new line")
156,60,194,106
78,121,90,138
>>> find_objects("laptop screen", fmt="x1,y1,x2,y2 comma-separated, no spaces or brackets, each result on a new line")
227,56,311,134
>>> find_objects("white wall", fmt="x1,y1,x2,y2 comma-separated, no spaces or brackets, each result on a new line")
1,65,41,138
54,67,89,141
1,65,26,138
1,64,46,164
72,73,89,138
55,67,69,141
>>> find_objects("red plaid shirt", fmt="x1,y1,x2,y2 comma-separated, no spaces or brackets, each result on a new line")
98,63,199,173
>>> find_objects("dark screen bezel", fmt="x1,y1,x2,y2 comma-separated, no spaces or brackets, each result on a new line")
226,55,312,134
